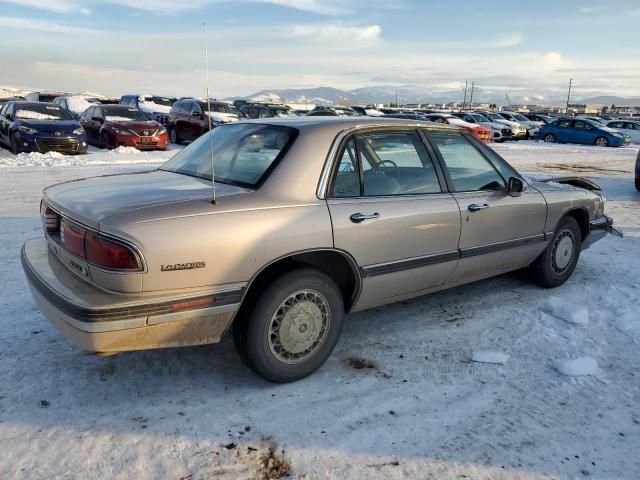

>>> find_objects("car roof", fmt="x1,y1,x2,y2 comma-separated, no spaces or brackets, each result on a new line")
95,104,139,109
235,116,460,134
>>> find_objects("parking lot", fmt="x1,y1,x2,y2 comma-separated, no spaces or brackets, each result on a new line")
0,140,638,479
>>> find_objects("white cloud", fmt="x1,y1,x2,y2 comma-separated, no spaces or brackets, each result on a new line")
580,6,603,13
286,24,381,46
0,16,95,33
100,0,353,14
255,0,350,15
0,0,90,14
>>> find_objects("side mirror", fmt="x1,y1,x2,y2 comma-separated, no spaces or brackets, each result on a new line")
91,116,103,123
192,111,202,117
507,177,527,197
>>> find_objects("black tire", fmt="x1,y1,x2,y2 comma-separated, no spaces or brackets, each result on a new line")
9,133,20,155
528,216,582,288
233,268,344,383
635,175,640,192
101,131,113,150
543,133,556,143
169,127,181,145
594,136,609,148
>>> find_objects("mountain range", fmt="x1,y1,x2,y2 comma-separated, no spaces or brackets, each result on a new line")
239,85,640,107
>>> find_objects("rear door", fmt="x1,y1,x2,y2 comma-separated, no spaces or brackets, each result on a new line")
427,131,547,284
327,128,461,309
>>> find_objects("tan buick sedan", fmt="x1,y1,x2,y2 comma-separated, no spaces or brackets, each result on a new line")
22,118,621,382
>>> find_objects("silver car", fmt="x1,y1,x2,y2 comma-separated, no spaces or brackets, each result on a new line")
22,118,621,382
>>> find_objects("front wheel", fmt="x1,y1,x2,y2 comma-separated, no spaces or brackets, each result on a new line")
528,216,582,288
100,131,114,150
169,127,181,145
595,136,609,148
9,133,20,155
233,268,344,383
543,133,557,143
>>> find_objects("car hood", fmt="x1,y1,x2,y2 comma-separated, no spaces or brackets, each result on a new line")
17,119,81,133
525,174,602,192
207,112,239,123
44,169,250,229
108,120,162,131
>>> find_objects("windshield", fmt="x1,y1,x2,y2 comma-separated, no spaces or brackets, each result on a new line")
16,104,72,121
103,107,149,122
471,114,490,122
144,96,174,107
512,113,529,121
160,123,297,188
273,108,298,117
206,103,232,113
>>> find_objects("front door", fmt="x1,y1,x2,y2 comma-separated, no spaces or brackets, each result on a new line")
428,131,547,284
327,129,461,309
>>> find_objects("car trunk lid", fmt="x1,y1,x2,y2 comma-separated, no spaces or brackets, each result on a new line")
44,169,249,229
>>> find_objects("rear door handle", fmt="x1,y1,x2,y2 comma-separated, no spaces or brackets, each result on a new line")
350,212,380,223
468,203,490,212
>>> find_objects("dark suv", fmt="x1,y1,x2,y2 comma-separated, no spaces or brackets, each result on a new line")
167,99,239,144
239,103,298,119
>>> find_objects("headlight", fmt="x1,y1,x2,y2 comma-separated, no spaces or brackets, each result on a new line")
18,126,38,135
157,128,167,135
112,128,133,136
72,127,85,135
612,133,623,138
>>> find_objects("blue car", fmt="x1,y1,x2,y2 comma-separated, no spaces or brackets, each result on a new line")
0,101,88,155
537,117,630,147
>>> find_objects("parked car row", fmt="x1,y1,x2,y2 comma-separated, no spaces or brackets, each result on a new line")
537,117,631,147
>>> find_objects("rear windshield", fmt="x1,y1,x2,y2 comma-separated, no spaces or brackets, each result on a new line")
103,107,149,121
16,104,72,121
160,123,297,188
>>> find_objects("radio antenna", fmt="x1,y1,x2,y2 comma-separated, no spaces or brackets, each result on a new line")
203,22,216,204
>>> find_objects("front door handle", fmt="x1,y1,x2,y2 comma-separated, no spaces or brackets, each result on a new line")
468,203,490,212
350,212,380,223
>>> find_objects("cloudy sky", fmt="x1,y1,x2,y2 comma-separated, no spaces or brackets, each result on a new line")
1,0,639,100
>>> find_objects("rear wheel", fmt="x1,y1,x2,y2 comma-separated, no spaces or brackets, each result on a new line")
543,133,557,143
595,136,609,148
528,216,582,288
635,175,640,192
233,268,344,383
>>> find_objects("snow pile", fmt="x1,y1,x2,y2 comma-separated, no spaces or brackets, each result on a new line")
105,115,136,122
66,96,96,115
471,351,509,364
16,110,60,120
139,100,172,114
544,296,589,325
555,356,599,376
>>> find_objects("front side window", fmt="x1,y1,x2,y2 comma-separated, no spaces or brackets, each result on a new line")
557,120,572,128
160,124,296,188
331,130,441,197
431,133,505,192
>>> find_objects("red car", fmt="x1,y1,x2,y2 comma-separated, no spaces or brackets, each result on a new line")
425,113,492,142
80,105,169,150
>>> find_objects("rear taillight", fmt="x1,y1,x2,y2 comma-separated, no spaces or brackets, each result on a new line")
85,232,140,270
61,220,86,259
57,218,140,271
41,203,60,235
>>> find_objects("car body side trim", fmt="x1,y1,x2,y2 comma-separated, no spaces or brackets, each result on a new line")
360,234,547,278
361,251,460,278
459,234,547,258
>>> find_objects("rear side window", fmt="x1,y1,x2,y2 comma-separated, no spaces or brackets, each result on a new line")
431,133,505,192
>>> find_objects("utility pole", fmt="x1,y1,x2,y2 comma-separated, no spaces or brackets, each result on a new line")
395,89,398,108
462,81,468,109
469,81,476,107
565,78,573,114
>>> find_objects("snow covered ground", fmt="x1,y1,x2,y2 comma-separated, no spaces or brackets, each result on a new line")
0,140,638,479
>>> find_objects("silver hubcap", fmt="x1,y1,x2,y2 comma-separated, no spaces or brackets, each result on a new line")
596,138,607,147
545,135,555,143
552,230,574,274
268,289,330,364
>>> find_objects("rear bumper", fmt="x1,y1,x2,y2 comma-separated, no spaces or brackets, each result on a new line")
582,215,623,250
21,238,242,353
